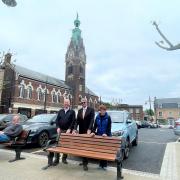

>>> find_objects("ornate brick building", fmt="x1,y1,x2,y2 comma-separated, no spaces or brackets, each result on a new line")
0,15,98,117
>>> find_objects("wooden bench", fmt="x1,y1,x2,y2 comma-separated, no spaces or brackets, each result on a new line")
43,133,123,179
0,130,31,162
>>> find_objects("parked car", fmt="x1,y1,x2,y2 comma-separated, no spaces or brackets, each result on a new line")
22,113,57,147
174,119,180,136
0,114,28,130
136,120,142,129
109,110,138,160
141,121,151,128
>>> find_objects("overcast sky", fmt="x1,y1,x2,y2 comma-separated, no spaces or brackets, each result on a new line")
0,0,180,108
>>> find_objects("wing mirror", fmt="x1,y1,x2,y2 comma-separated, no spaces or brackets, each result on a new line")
126,119,132,124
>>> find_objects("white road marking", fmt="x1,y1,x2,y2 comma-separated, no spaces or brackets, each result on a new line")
139,141,166,145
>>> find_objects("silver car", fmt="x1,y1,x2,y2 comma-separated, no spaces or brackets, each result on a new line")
174,119,180,136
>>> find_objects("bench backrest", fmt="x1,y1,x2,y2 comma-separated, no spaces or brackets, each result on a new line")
15,130,31,144
58,133,121,155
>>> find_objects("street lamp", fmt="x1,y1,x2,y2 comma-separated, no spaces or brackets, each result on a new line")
2,0,17,7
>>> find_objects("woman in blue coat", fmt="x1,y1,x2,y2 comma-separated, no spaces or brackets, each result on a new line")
91,104,112,170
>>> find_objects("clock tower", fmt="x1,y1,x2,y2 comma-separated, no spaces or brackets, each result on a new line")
65,14,86,108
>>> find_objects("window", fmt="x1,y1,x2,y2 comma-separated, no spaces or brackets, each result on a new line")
80,66,83,73
79,95,82,102
159,104,162,108
79,85,82,91
169,112,173,116
129,108,133,113
136,108,140,113
68,66,73,74
52,92,57,103
57,92,61,103
158,112,163,117
37,89,43,101
27,86,32,99
19,84,25,98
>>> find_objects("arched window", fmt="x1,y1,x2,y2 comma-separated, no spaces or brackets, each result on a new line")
79,95,82,103
57,92,61,103
68,65,73,74
38,89,43,101
52,92,57,103
19,84,25,98
27,86,32,99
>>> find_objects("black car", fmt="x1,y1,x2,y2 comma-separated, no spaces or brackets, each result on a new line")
22,114,57,147
0,114,28,130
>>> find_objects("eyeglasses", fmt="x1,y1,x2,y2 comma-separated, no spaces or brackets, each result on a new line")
81,102,86,104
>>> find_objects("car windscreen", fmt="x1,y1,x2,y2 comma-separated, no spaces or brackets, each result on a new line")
27,114,57,123
108,112,124,123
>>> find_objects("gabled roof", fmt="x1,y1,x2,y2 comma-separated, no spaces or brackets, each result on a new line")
85,87,97,97
155,98,180,104
154,98,180,108
14,65,70,89
14,65,97,97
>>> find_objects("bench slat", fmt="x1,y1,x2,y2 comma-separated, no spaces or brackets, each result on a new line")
60,139,120,148
60,137,121,145
59,143,118,154
61,133,120,140
60,141,119,151
47,147,116,161
60,133,121,144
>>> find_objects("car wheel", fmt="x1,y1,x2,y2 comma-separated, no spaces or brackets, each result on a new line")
132,133,138,146
38,131,49,147
124,139,130,159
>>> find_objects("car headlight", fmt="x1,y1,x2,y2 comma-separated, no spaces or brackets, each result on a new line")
112,130,124,136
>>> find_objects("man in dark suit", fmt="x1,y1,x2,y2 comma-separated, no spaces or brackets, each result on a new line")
73,98,95,171
53,98,76,165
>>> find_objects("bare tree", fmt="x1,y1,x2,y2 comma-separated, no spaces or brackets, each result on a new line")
153,21,180,51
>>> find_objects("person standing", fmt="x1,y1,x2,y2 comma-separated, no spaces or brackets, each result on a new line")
73,98,95,171
53,98,76,165
0,115,23,142
91,105,112,170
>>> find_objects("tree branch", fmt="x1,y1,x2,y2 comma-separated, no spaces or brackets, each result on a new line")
153,21,180,51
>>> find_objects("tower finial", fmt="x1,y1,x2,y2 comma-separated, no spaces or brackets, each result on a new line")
74,13,80,28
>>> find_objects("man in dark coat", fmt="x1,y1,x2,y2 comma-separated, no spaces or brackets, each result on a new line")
73,98,95,171
53,98,76,165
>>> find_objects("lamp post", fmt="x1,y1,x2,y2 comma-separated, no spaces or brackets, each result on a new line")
43,77,48,113
2,0,17,7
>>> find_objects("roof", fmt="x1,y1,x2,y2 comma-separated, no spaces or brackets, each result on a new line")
155,98,180,103
85,87,97,97
14,65,70,89
155,98,180,108
13,65,97,97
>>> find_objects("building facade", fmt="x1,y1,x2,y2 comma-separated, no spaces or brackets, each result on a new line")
0,15,98,117
116,104,144,120
154,98,180,125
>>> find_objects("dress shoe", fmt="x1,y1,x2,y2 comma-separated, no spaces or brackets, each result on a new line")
83,165,88,171
52,161,59,166
62,159,68,164
79,162,83,166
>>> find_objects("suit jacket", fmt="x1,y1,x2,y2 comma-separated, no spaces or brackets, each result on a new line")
75,107,95,134
56,109,76,131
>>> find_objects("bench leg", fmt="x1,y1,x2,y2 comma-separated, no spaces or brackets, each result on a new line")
9,148,25,163
42,152,54,170
117,160,123,180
